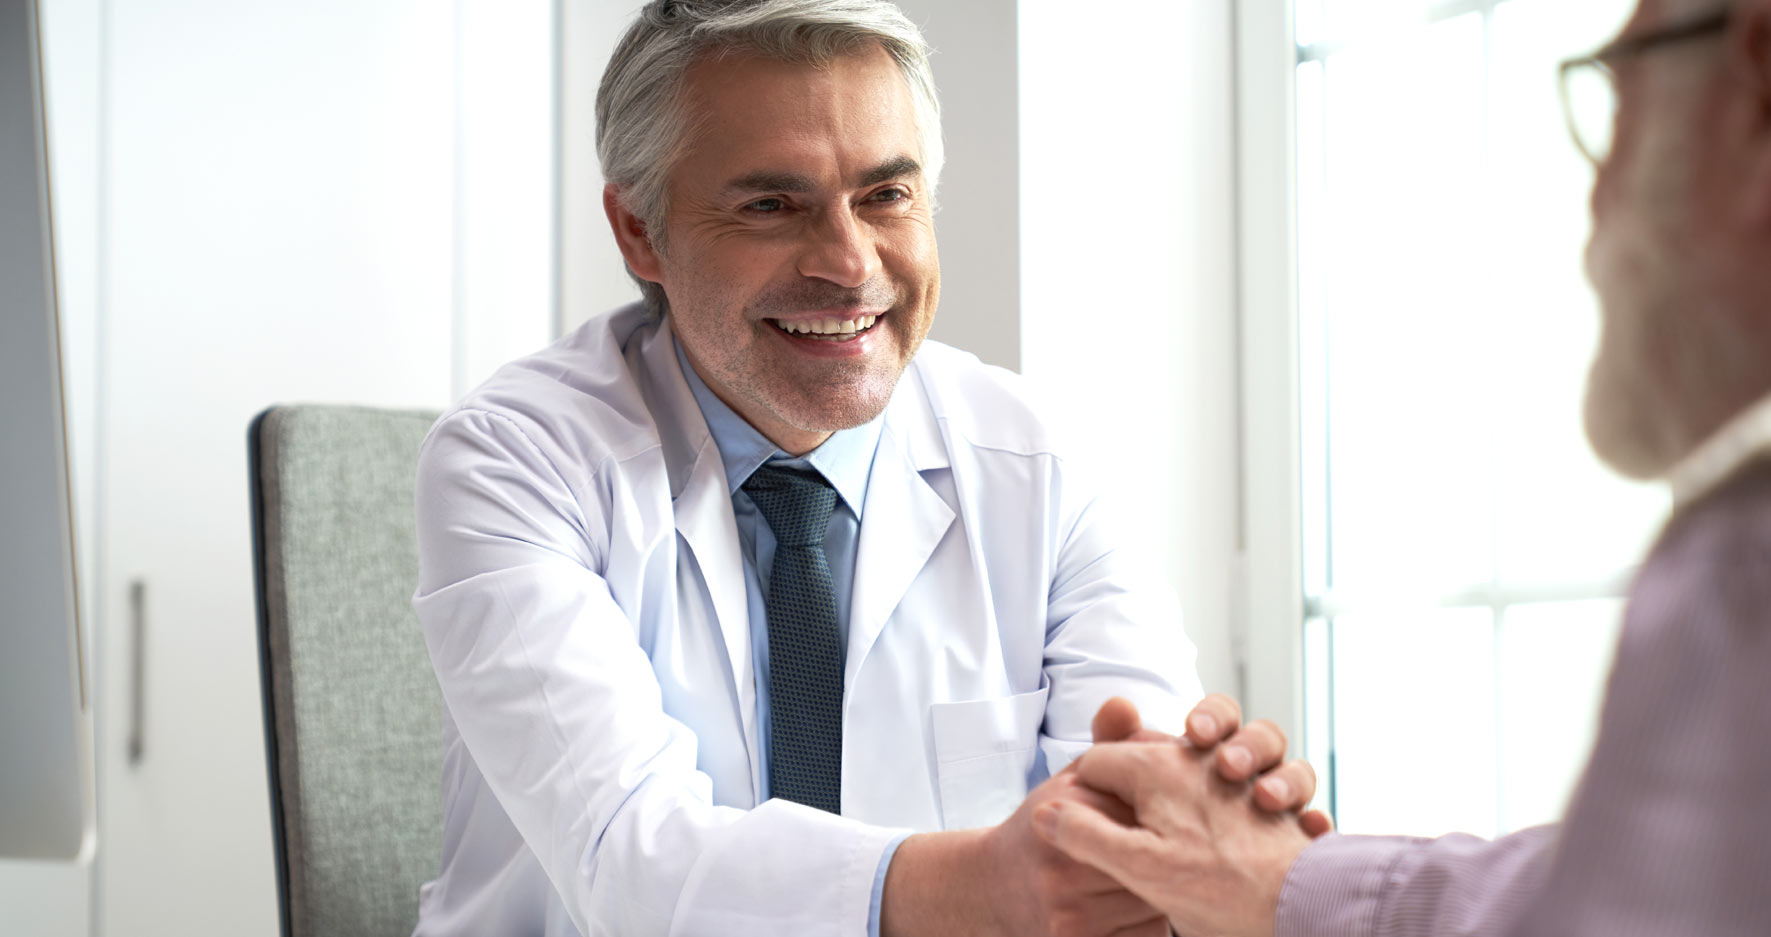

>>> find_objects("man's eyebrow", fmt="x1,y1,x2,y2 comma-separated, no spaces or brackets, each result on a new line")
723,171,816,196
858,156,922,187
721,156,923,197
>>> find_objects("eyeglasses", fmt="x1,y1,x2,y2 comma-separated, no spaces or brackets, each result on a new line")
1557,8,1730,165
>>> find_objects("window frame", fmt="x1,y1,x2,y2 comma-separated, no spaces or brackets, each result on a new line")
1234,0,1308,752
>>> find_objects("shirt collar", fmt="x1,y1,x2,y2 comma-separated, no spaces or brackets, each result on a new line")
1667,389,1771,505
673,331,882,519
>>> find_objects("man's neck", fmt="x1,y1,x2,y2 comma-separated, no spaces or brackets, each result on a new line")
1667,388,1771,504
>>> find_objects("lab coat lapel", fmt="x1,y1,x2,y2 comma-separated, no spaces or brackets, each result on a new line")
671,442,754,724
847,366,954,688
634,321,759,794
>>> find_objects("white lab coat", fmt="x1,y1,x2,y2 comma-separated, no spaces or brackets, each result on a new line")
410,302,1200,937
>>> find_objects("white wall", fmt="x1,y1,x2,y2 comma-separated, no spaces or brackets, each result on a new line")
895,0,1020,370
559,0,641,327
456,0,560,394
1019,0,1241,699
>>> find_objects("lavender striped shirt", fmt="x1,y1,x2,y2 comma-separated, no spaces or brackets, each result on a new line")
1275,456,1771,937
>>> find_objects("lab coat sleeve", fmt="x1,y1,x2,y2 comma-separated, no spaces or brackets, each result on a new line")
1036,457,1204,772
413,408,903,937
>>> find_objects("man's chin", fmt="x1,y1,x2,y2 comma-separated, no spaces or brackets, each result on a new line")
1582,366,1680,481
785,394,893,435
1581,230,1688,481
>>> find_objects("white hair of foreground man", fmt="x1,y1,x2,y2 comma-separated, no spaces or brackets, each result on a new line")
595,0,945,316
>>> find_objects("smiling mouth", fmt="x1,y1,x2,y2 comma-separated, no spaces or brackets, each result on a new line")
769,313,881,341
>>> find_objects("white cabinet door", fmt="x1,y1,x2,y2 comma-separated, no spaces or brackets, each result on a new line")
92,2,466,933
16,0,550,931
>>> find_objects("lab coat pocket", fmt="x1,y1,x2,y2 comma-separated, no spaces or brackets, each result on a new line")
929,686,1050,830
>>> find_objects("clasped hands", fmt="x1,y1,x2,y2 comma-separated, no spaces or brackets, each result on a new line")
1032,695,1328,937
881,695,1327,937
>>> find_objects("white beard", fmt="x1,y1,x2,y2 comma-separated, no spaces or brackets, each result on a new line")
1582,197,1688,477
1583,140,1771,482
1581,105,1715,480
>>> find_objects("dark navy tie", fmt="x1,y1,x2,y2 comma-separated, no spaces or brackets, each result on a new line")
742,464,844,814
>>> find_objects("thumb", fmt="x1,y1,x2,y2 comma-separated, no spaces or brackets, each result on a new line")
1092,697,1144,743
1302,809,1335,839
1031,799,1152,886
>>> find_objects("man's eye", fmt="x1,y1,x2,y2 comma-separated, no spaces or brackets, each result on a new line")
747,198,785,213
871,187,908,203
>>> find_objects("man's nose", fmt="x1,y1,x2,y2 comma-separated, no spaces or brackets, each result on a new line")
796,208,880,288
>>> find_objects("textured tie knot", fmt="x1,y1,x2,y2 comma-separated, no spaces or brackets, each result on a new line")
743,465,837,547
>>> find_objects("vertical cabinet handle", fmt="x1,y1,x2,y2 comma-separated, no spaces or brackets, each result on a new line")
127,579,146,767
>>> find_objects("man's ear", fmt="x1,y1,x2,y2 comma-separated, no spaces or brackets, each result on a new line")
604,184,665,283
1730,0,1771,231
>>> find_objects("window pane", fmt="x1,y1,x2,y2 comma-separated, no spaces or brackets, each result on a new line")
1328,607,1497,837
1324,0,1445,45
1294,0,1663,844
1497,599,1623,831
1297,0,1327,48
1488,0,1667,586
1317,13,1492,597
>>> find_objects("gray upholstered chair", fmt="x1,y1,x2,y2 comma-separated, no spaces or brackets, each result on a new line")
249,404,445,937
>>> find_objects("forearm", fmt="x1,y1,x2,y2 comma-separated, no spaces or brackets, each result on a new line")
1276,826,1556,937
879,829,1003,937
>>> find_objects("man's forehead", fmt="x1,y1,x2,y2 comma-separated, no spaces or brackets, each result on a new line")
680,43,899,105
672,44,922,188
1623,0,1706,34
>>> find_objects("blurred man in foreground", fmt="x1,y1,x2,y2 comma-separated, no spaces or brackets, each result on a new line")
1037,1,1771,935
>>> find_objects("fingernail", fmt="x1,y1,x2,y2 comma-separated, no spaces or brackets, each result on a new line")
1261,777,1291,803
1191,713,1217,737
1224,746,1252,773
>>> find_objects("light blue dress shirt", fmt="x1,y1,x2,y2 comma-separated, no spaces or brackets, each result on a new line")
675,338,908,936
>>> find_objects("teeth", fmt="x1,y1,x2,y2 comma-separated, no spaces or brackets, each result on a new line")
776,314,878,337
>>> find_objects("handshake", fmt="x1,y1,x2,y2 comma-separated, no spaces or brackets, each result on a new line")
880,695,1330,937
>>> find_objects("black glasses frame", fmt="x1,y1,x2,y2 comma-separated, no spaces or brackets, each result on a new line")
1556,8,1732,164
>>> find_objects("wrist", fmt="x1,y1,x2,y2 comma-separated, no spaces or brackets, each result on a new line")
879,828,1004,937
1221,822,1312,937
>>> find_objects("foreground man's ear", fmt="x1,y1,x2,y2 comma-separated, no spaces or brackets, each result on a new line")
603,184,666,283
1729,0,1771,231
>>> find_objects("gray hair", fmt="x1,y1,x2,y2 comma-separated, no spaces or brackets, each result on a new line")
595,0,944,316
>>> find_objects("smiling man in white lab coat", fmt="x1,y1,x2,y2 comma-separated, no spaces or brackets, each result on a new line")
407,2,1301,936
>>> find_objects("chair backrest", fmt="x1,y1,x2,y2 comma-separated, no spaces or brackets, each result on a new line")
250,404,444,937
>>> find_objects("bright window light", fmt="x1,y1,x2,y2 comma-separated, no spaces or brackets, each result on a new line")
1295,0,1663,838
